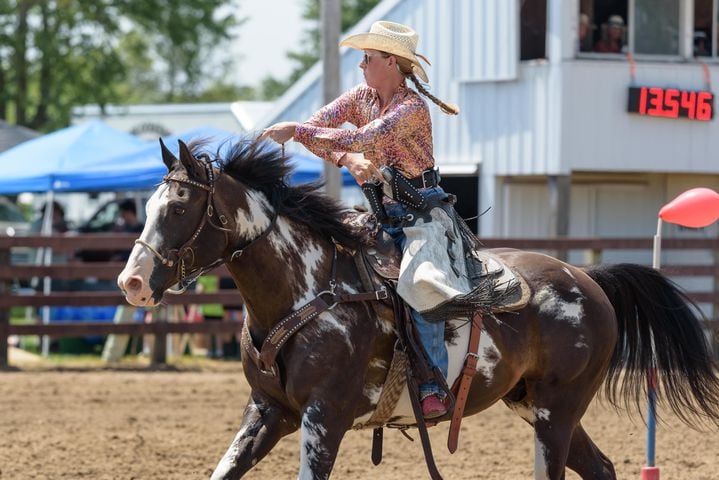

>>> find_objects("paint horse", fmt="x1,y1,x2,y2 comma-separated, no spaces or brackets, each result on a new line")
117,139,719,480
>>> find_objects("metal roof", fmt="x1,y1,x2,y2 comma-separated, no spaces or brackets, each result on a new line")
0,120,40,153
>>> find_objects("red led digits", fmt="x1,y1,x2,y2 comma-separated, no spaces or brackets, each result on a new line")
629,86,713,121
680,91,697,119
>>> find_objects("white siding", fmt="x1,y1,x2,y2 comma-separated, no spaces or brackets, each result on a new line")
456,64,554,174
452,0,519,82
261,0,520,167
562,60,719,174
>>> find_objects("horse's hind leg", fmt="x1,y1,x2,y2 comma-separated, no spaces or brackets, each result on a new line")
528,379,615,480
566,423,616,479
527,385,595,480
211,393,297,480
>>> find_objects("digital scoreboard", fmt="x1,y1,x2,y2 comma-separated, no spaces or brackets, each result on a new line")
627,86,713,121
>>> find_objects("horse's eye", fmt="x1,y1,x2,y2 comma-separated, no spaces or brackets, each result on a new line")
174,206,185,215
178,190,185,197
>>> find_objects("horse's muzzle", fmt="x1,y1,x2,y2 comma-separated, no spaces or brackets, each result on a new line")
117,272,158,307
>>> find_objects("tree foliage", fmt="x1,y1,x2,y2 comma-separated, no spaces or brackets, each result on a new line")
259,0,380,100
0,0,241,131
0,0,380,131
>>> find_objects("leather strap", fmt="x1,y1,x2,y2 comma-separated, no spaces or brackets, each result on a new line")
407,168,440,189
447,312,483,453
371,428,383,465
336,289,388,303
256,287,389,374
406,364,443,480
258,295,330,372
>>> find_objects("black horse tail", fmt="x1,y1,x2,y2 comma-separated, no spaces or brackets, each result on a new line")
584,263,719,427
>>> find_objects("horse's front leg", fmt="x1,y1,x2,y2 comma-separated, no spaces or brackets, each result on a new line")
211,392,298,480
297,399,355,480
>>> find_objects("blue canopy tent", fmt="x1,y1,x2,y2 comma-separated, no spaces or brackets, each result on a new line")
0,120,147,194
0,120,150,356
55,125,355,190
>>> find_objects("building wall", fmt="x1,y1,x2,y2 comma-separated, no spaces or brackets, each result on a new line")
72,104,242,139
561,60,719,174
263,0,519,168
261,0,719,244
499,172,719,237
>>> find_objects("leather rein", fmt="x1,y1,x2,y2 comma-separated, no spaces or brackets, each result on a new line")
134,155,276,294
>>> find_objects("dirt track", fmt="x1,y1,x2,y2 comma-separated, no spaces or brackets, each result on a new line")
1,361,717,479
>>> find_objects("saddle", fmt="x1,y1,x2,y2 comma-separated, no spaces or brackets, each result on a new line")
343,210,530,479
343,210,529,311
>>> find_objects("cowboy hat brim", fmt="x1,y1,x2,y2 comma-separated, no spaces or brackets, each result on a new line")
340,32,429,83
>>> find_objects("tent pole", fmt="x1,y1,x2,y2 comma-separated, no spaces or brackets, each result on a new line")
40,190,54,357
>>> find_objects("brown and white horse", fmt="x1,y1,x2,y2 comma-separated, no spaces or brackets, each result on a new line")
118,139,719,479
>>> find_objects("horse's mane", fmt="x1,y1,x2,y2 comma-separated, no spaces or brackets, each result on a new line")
202,139,360,247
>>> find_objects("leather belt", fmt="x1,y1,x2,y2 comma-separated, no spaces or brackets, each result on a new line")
407,168,440,189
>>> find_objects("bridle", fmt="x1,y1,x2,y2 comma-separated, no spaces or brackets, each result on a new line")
134,154,277,294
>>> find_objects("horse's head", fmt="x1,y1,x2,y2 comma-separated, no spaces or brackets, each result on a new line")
118,136,360,308
117,139,237,306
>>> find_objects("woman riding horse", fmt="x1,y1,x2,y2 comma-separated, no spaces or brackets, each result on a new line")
118,137,719,480
117,21,719,480
262,20,461,419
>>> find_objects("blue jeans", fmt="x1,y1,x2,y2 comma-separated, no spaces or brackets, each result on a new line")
383,188,449,400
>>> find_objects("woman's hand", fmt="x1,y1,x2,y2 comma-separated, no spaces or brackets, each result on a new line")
341,153,383,185
260,122,298,144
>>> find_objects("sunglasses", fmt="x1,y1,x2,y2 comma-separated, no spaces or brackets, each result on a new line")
363,52,389,64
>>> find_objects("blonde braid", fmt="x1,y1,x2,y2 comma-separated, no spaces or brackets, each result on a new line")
393,55,460,115
407,74,459,115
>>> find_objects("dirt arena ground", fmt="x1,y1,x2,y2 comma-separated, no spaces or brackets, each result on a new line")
1,358,718,479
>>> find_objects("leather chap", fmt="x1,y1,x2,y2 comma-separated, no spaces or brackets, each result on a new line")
361,181,389,222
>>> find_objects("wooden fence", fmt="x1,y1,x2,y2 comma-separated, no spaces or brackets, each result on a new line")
1,234,717,368
0,234,244,368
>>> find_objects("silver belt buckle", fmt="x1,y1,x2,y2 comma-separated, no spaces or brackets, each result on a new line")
422,170,430,189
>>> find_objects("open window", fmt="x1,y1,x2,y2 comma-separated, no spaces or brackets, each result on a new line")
521,0,547,61
694,0,715,57
579,0,688,57
579,0,628,54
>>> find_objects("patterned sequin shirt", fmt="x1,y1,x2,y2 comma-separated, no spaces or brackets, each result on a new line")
293,83,434,178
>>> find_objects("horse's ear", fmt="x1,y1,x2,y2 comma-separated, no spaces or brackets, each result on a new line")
177,140,205,180
159,138,178,171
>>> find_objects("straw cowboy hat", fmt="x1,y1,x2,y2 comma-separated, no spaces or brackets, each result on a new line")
340,21,430,82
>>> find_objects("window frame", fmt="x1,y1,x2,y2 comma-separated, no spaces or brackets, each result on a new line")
575,0,712,61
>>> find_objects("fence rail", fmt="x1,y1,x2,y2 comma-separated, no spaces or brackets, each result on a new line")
1,234,717,368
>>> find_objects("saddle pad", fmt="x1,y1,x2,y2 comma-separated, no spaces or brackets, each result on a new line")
473,250,531,313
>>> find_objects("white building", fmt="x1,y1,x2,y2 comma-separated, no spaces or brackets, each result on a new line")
258,0,719,247
72,101,273,139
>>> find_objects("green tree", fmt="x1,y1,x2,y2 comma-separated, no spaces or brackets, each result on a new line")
258,0,380,100
121,0,243,102
0,0,242,131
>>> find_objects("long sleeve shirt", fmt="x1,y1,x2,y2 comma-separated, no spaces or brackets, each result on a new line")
293,83,434,179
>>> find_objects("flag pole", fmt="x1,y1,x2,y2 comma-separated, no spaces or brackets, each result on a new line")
640,218,662,480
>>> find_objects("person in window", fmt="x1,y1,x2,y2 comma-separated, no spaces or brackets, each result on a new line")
261,20,460,420
578,13,594,52
594,14,626,54
694,31,710,57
